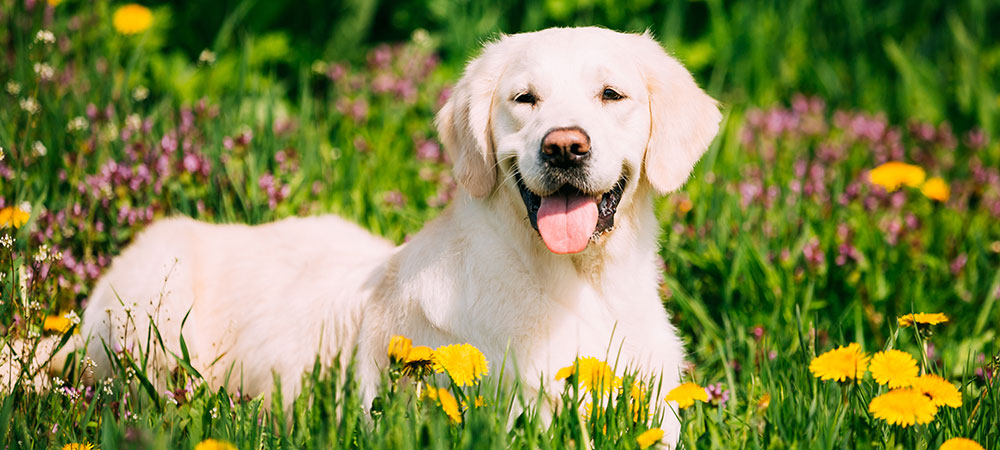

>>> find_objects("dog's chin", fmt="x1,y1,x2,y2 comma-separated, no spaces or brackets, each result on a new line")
514,167,627,253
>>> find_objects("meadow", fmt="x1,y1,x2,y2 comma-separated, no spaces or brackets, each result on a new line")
1,0,998,448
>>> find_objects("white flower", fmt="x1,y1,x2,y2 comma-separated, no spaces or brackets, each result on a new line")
67,116,88,132
126,113,142,130
34,244,49,262
63,310,80,325
19,97,39,114
33,63,54,81
4,81,20,95
32,141,47,156
132,86,148,102
34,30,56,45
0,234,13,249
0,146,5,161
198,49,216,65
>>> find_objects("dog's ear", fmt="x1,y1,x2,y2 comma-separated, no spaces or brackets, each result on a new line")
632,32,722,194
435,41,505,198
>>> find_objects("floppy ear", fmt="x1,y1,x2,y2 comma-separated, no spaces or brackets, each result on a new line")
435,41,505,198
632,32,722,193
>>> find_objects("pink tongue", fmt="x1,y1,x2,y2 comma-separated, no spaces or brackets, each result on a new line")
537,192,599,254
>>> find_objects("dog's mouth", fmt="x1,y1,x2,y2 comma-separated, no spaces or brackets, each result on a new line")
516,169,626,254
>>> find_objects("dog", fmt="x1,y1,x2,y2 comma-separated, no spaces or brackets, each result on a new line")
8,26,720,444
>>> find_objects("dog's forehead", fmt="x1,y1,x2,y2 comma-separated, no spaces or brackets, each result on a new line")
497,30,643,88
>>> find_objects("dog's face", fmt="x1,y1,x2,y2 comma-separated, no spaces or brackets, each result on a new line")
437,27,721,254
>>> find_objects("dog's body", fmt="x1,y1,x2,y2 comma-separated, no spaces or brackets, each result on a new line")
9,27,721,445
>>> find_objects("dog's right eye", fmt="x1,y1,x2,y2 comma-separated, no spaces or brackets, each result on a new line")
513,92,537,105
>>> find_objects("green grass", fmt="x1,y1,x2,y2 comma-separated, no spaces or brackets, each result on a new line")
1,0,999,448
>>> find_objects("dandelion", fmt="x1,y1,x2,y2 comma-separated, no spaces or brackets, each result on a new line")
869,388,938,427
627,381,651,421
809,343,870,382
112,4,153,35
555,357,620,396
425,386,462,423
757,392,772,410
387,335,413,362
636,428,664,449
402,345,434,377
664,382,708,409
554,365,575,381
62,444,95,450
921,177,950,202
898,313,949,327
432,343,489,387
44,314,74,334
869,350,919,388
940,438,986,450
912,374,962,408
194,439,237,450
0,205,31,228
868,161,926,192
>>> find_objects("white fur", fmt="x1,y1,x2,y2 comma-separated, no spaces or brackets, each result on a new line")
14,27,720,446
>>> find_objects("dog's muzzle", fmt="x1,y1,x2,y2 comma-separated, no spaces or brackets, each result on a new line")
515,169,626,254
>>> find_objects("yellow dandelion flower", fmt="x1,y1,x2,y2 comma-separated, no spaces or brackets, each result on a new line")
868,161,926,192
406,345,433,362
430,387,462,423
48,0,63,6
757,392,771,410
461,395,487,409
869,388,938,427
664,382,708,409
628,381,651,422
636,428,664,449
940,437,986,450
0,205,30,228
432,343,489,387
387,335,412,362
869,349,919,388
112,4,153,35
809,343,870,382
912,374,962,408
559,357,621,396
43,315,74,334
554,364,575,381
62,444,95,450
194,439,237,450
921,177,950,202
402,345,434,377
898,312,949,327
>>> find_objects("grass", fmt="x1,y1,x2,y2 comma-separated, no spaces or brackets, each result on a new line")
1,0,999,449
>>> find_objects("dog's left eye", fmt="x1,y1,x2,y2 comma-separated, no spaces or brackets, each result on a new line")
601,88,625,102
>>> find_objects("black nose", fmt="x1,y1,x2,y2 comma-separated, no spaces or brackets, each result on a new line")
541,127,591,168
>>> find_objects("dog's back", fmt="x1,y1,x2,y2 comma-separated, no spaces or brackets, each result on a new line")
80,215,395,404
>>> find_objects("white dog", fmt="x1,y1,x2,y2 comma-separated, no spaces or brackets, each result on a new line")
14,26,720,444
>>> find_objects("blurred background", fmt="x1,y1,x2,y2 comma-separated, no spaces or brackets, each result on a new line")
144,0,999,132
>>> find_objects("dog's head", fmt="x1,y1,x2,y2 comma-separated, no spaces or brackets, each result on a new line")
436,27,721,254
